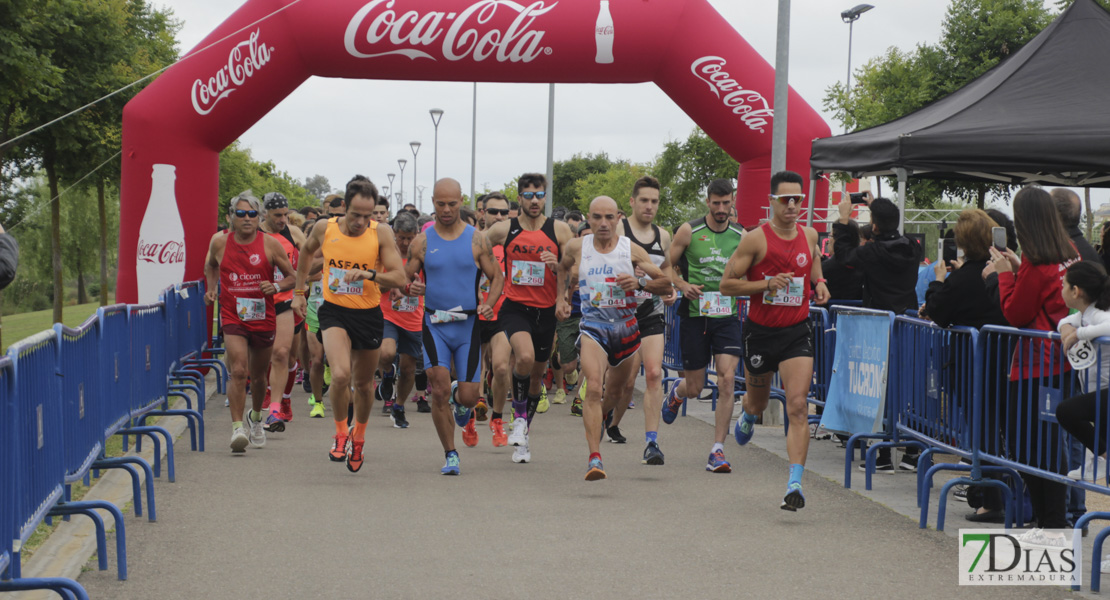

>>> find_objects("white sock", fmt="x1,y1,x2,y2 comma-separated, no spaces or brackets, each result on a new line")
711,442,724,454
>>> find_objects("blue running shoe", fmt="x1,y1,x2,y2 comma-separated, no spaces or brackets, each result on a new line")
734,413,756,446
661,379,685,425
449,382,472,428
441,451,461,476
585,457,607,481
706,449,731,473
781,482,805,511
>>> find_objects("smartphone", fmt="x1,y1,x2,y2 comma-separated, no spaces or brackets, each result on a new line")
849,192,868,204
992,226,1007,251
942,239,958,265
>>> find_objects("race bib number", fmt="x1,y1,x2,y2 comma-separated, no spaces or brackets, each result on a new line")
511,261,546,286
430,310,467,324
589,282,632,308
392,295,420,313
698,291,733,316
236,297,266,322
328,268,364,296
479,274,491,295
1068,339,1097,371
763,276,805,307
309,282,325,310
273,267,284,283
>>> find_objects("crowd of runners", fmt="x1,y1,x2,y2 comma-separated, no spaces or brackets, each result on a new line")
203,169,829,510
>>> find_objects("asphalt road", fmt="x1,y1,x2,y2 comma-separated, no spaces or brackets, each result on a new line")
78,387,1074,600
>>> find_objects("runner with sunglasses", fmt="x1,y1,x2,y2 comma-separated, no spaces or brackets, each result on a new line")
720,170,829,511
475,192,513,447
292,176,408,473
662,179,746,474
204,192,296,452
484,173,575,464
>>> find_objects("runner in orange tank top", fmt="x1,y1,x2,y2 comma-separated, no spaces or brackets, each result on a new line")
292,176,408,474
484,173,574,464
720,170,830,511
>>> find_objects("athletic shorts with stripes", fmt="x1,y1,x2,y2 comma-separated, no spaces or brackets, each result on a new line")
423,314,483,383
577,316,641,368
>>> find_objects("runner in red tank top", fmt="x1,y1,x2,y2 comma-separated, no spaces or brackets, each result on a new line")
259,192,307,430
476,192,514,447
484,174,575,464
376,212,425,430
204,192,295,454
720,171,829,511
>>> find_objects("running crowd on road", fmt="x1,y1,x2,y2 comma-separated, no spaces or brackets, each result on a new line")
208,167,935,513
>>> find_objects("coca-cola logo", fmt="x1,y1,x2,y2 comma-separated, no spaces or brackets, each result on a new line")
344,0,557,63
191,29,274,116
137,239,186,264
691,56,773,133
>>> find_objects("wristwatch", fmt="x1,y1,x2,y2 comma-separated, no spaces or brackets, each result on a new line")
637,276,648,290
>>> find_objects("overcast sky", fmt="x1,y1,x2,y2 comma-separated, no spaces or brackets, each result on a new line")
158,0,1088,213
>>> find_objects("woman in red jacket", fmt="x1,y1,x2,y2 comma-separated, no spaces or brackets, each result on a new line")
990,186,1078,544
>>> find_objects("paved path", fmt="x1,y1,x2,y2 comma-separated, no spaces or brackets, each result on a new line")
75,382,1071,599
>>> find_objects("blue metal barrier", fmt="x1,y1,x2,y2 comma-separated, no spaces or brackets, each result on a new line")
55,317,102,484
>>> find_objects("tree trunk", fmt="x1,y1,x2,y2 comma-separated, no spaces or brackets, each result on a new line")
1086,187,1094,241
45,151,63,324
98,178,109,306
976,187,986,210
76,252,87,305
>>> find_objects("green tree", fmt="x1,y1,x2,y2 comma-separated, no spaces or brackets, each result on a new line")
303,174,332,200
551,153,613,209
823,0,1053,210
654,128,739,227
572,162,650,215
217,142,314,222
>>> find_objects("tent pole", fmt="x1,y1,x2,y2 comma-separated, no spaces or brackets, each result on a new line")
806,169,817,228
894,167,908,234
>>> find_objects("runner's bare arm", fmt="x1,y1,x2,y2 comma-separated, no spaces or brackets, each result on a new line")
404,234,426,296
628,245,672,295
484,219,509,247
203,232,225,305
264,235,296,292
375,225,408,291
474,233,503,319
806,227,830,305
292,220,324,316
668,223,693,290
290,224,307,249
556,237,581,321
720,231,771,297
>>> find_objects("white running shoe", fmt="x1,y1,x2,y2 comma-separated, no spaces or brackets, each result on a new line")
1067,450,1107,482
230,426,249,453
246,411,266,448
512,443,531,464
507,418,528,447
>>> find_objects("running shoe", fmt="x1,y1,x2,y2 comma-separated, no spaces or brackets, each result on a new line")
346,438,365,473
462,415,479,447
858,459,894,474
224,398,230,407
628,400,635,409
294,368,304,385
607,425,626,444
507,418,529,447
415,395,431,413
1068,450,1108,482
642,441,664,465
450,383,473,428
302,373,312,395
391,405,409,429
278,398,293,422
475,398,489,422
381,398,394,415
323,365,332,386
706,449,731,473
734,413,756,446
378,370,395,403
570,396,583,417
512,444,531,464
309,402,325,418
329,434,348,462
230,426,249,453
264,411,286,433
810,423,832,440
262,390,272,411
489,418,508,447
552,388,567,405
543,367,554,391
442,451,461,475
247,410,267,447
537,385,549,414
661,379,684,425
781,482,806,511
585,456,606,481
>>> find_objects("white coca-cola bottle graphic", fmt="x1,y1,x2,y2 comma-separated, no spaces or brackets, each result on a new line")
135,164,186,303
595,0,614,64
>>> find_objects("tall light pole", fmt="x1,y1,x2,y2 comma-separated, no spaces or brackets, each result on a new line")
398,159,407,208
770,0,791,174
471,83,477,208
410,141,422,213
841,4,874,134
429,108,444,187
387,172,395,203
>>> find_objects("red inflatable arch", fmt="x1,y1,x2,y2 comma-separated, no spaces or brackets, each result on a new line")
119,0,830,303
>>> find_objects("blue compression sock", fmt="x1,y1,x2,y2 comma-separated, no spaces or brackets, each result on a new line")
789,463,804,486
646,431,658,444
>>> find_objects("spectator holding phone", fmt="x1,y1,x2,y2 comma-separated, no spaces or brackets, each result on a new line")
922,210,1007,328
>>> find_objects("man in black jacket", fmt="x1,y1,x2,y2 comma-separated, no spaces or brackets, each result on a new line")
1052,188,1102,266
832,194,922,314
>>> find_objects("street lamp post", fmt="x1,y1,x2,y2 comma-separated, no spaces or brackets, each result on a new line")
398,159,407,208
410,141,422,212
429,109,444,187
841,4,874,133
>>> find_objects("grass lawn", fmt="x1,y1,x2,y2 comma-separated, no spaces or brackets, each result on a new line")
1,300,111,353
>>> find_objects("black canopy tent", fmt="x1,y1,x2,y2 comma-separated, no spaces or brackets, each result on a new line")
808,0,1110,228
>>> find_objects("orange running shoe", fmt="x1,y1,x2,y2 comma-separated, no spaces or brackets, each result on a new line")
475,398,489,422
329,434,348,462
489,418,508,447
462,415,479,447
346,439,365,473
278,398,293,422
